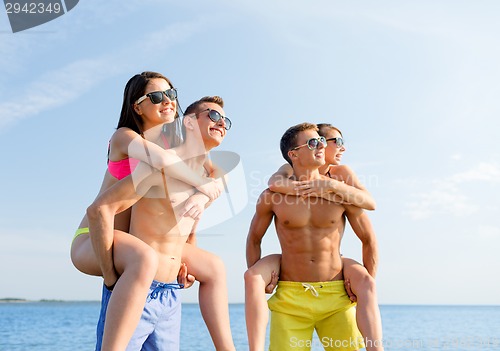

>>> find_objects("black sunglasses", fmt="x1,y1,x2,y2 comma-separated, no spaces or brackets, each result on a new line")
291,136,327,151
135,88,177,105
326,137,344,148
196,109,232,130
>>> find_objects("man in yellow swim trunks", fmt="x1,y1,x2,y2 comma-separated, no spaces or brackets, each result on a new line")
247,122,372,351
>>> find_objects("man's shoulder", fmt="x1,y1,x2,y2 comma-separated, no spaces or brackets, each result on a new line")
259,188,274,200
256,188,285,206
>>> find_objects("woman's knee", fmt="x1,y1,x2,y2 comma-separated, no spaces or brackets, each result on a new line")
244,265,267,288
206,254,226,276
353,272,377,295
121,243,158,279
70,236,100,275
195,254,226,286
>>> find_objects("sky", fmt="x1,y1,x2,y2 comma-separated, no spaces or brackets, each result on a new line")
0,0,499,306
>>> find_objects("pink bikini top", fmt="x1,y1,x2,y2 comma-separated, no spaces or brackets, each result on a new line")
107,134,170,180
108,158,140,180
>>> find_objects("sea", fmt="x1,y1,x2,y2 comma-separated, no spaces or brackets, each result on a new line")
0,302,499,350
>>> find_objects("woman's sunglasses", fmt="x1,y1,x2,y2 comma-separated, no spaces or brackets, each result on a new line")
135,88,178,105
326,137,344,148
197,109,232,130
291,136,327,151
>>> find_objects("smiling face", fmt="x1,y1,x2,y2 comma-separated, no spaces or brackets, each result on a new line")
288,129,326,169
194,102,227,149
133,78,177,131
321,128,346,165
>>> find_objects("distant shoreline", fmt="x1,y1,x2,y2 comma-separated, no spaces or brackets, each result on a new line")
0,298,28,303
0,298,71,303
0,298,499,307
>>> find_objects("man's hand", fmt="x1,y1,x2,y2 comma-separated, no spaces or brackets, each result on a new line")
177,263,196,289
265,271,279,294
344,278,357,302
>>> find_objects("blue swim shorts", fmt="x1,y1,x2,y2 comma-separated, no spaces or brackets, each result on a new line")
96,280,183,351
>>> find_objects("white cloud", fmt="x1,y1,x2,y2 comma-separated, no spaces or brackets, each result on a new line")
449,162,500,183
0,17,206,130
0,58,126,129
405,162,500,220
406,187,479,220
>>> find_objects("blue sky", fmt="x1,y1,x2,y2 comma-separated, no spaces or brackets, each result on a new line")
0,0,499,305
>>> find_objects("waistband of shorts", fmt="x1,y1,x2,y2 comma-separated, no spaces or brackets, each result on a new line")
148,280,184,301
277,280,344,288
150,280,184,289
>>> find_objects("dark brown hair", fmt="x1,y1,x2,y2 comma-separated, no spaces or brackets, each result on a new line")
317,123,343,138
280,122,318,165
117,71,182,146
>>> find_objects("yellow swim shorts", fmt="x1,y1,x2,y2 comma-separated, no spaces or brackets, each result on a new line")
268,280,364,351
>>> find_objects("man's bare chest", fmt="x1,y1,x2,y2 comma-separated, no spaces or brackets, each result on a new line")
272,195,345,228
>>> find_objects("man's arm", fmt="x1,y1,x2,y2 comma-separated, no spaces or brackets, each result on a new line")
344,205,379,278
86,162,157,288
246,190,275,268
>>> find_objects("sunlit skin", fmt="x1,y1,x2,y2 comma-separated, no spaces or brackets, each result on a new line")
321,128,346,167
70,76,231,351
249,129,346,282
88,100,235,351
245,125,383,351
246,127,374,350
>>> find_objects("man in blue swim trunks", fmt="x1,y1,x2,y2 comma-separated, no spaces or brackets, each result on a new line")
88,96,232,350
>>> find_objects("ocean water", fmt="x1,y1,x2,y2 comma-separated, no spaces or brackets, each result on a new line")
0,302,499,350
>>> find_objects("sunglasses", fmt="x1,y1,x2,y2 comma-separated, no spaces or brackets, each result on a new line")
196,109,232,130
326,137,344,148
291,136,327,151
135,88,177,105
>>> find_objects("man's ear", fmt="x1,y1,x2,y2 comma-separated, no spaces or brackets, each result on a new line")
183,113,196,130
288,150,297,161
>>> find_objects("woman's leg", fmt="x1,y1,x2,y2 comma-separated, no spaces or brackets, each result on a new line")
343,257,384,351
182,243,235,351
244,254,281,351
71,230,158,351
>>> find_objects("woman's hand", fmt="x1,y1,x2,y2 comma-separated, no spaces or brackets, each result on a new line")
182,193,211,220
196,178,224,201
293,179,334,198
